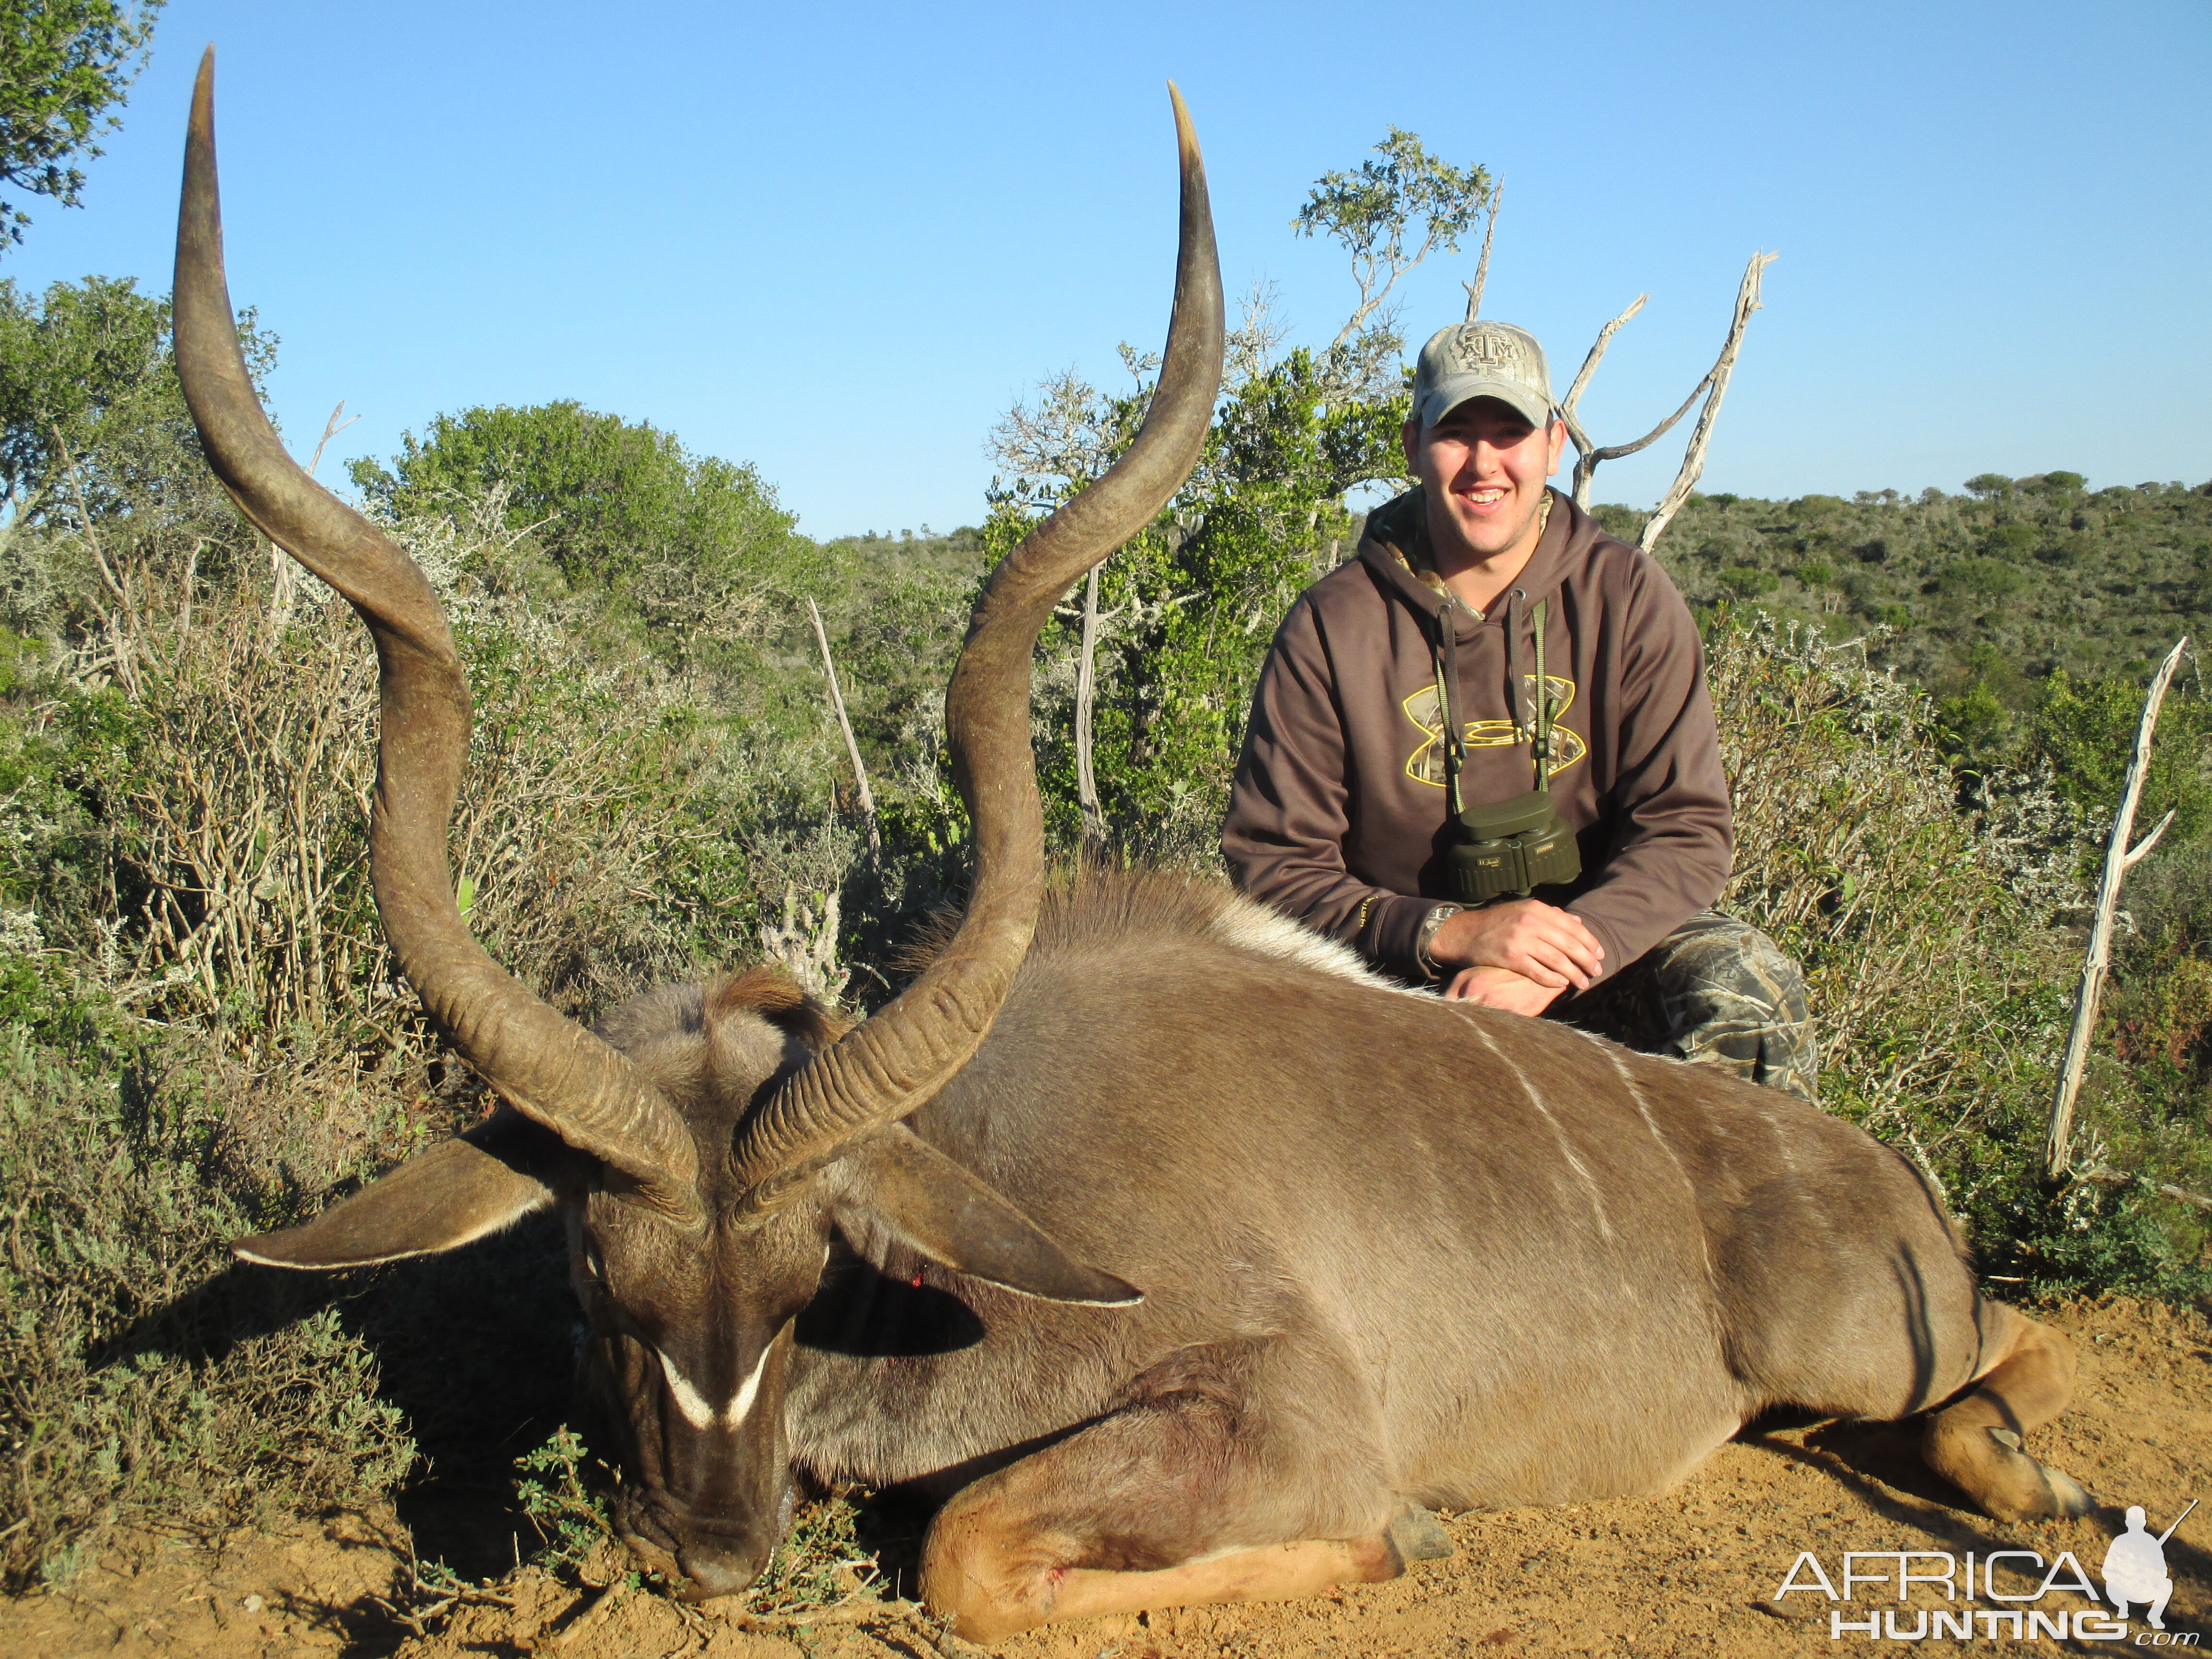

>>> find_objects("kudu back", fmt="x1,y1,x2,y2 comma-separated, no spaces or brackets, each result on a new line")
177,50,2088,1642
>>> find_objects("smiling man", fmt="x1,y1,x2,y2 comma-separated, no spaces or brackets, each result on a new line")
1221,319,1816,1100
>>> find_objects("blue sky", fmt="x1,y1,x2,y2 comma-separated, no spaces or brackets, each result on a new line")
8,0,2208,538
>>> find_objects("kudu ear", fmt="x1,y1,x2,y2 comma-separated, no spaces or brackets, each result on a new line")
822,1124,1142,1307
234,1110,587,1270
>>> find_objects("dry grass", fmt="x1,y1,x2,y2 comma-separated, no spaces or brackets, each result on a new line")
0,1022,414,1589
1713,619,2073,1138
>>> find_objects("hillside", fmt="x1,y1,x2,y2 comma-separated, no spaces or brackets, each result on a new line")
1613,475,2212,754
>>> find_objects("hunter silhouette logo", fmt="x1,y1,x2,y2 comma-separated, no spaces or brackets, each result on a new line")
2106,1499,2194,1631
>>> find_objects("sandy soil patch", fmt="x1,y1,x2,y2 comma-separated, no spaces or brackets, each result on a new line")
3,1296,2204,1659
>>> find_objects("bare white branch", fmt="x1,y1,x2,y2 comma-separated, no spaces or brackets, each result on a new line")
2077,1162,2212,1214
2044,635,2189,1184
1074,564,1107,853
1636,250,1778,552
1461,179,1502,322
1558,295,1649,509
1560,294,1648,432
305,399,361,478
1593,375,1711,467
807,597,880,868
1225,279,1291,393
2124,806,2178,868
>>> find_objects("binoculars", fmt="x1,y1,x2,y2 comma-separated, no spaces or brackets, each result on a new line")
1444,787,1582,904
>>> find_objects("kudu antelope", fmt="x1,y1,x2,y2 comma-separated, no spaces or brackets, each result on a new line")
180,50,2089,1642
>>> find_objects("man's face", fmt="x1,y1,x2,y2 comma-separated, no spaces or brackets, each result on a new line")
1402,397,1567,561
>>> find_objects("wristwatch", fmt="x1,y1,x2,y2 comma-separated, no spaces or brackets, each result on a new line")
1416,904,1463,978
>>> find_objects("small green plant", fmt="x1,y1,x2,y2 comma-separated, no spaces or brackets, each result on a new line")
745,1493,878,1616
370,1548,513,1642
515,1426,617,1578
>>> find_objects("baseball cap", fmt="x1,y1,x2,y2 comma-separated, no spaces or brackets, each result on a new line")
1412,320,1555,432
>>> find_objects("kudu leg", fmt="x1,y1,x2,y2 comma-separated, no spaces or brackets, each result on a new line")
917,1360,1424,1642
1922,1303,2091,1522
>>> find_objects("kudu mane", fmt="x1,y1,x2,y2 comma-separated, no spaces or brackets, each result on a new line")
901,866,1398,989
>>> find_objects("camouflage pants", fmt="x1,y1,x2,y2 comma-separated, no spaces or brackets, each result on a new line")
1559,912,1817,1102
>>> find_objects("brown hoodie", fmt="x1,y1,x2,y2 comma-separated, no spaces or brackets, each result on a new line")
1221,485,1731,985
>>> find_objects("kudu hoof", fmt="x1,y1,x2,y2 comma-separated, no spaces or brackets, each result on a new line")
1385,1503,1455,1564
1981,1427,2093,1521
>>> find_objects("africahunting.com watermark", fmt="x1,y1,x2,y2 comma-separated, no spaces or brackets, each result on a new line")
1775,1499,2198,1644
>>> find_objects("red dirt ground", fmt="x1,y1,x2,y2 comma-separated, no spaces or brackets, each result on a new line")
3,1295,2204,1659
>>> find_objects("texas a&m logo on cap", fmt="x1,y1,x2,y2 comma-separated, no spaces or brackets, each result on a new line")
1448,322,1526,376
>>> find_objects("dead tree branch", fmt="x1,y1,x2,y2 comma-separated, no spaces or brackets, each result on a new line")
1554,250,1777,552
50,425,139,694
807,597,880,867
263,400,357,634
49,427,124,610
1557,293,1647,492
1568,371,1709,505
2076,1162,2212,1214
2044,636,2189,1185
305,398,360,477
1074,564,1107,854
1461,179,1502,322
1637,251,1777,552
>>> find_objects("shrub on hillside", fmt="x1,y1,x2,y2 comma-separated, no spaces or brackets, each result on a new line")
1712,616,2205,1286
0,993,412,1589
347,402,819,673
1711,619,2070,1177
1940,555,2028,600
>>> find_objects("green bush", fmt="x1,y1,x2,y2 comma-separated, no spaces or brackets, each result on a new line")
1941,555,2028,599
348,402,822,674
1719,564,1778,599
1710,617,2205,1289
0,1010,413,1588
2031,668,2212,846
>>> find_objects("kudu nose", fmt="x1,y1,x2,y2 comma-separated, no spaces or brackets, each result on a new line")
675,1535,770,1602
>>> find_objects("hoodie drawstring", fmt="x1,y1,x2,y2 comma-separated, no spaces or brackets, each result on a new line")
1436,585,1554,807
1434,600,1467,817
1502,588,1526,744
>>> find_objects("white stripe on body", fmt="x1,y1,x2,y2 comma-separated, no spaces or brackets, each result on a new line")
1575,1027,1725,1310
1463,1015,1615,1243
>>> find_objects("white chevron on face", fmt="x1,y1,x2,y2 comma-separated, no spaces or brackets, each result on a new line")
657,1342,774,1431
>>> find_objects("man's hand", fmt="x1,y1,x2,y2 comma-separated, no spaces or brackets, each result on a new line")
1443,964,1562,1015
1428,899,1604,992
